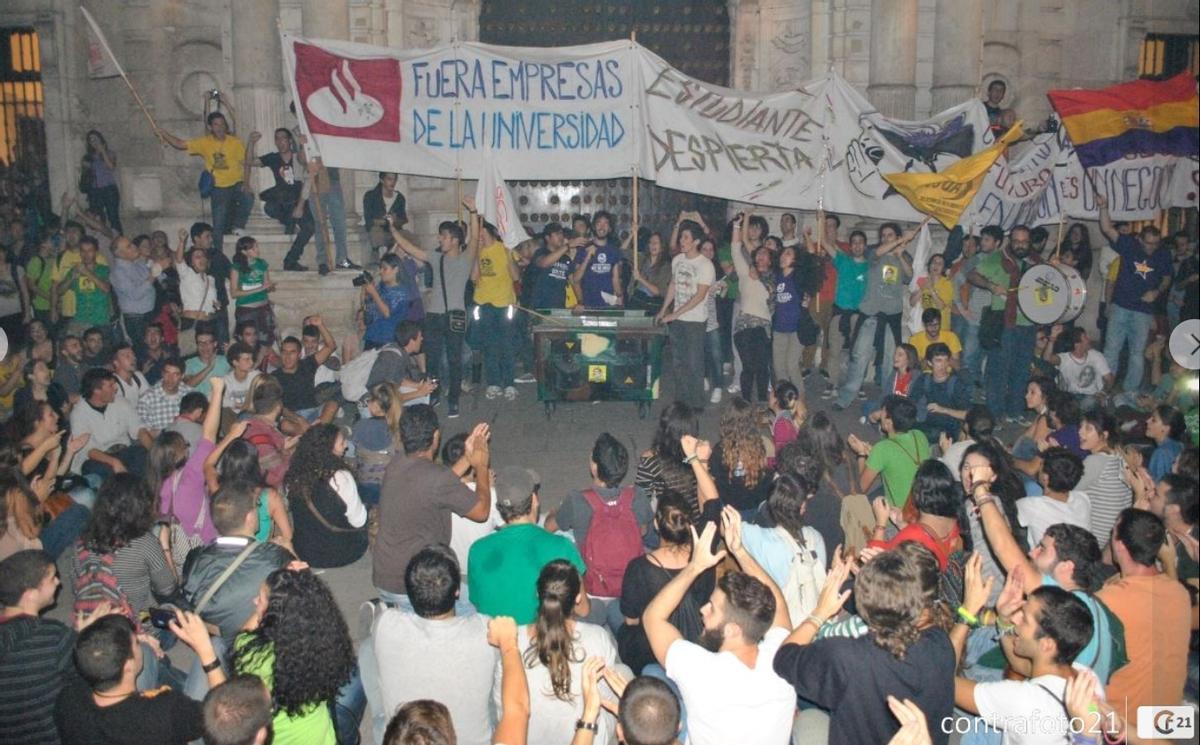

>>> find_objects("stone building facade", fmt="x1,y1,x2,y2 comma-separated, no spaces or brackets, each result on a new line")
1,0,1194,237
1,1,1195,336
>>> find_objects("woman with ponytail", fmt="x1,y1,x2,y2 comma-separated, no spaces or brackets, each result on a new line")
768,378,807,458
616,492,716,674
496,559,618,745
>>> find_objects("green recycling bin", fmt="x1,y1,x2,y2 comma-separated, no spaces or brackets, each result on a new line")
531,309,667,418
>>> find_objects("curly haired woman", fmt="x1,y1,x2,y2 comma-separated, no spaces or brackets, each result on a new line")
710,395,775,518
233,567,360,745
283,424,367,568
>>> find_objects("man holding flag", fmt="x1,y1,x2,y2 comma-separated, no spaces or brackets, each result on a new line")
471,161,530,402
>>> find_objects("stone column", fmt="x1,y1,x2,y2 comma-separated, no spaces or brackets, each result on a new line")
930,0,982,112
867,0,918,118
232,0,285,193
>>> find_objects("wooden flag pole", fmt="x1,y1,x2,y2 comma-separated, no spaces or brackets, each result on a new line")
630,30,639,281
310,163,334,270
456,170,464,223
1051,208,1067,261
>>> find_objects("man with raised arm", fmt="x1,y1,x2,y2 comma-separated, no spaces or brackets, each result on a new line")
642,507,795,745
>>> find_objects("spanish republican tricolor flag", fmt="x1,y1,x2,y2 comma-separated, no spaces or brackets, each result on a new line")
882,122,1024,229
1047,72,1199,169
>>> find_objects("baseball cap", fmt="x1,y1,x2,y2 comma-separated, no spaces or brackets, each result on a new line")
494,465,541,511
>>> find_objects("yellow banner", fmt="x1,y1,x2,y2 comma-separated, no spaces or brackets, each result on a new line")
882,122,1024,228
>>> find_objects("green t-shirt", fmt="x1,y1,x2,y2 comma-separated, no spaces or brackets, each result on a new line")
236,257,270,306
26,254,55,311
466,523,586,625
866,430,931,507
234,636,336,745
72,264,112,325
975,251,1032,326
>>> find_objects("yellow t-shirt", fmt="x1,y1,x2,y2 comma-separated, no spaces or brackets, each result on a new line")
473,241,516,307
910,329,963,367
0,354,24,411
186,134,247,188
50,248,109,318
919,275,954,328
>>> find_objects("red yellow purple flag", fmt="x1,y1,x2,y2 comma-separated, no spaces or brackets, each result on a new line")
882,122,1024,229
1047,72,1199,169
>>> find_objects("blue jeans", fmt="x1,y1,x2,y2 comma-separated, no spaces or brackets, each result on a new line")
209,184,253,254
959,319,982,389
836,316,897,408
704,328,722,388
313,188,349,266
984,324,1036,418
333,666,366,745
423,313,465,407
38,503,89,559
1103,304,1153,392
477,304,515,387
122,312,152,359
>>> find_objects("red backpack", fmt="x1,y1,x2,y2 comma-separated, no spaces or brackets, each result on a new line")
580,487,644,598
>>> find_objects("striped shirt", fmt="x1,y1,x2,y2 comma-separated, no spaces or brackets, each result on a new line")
0,615,76,745
635,453,699,521
1078,453,1132,549
73,530,180,617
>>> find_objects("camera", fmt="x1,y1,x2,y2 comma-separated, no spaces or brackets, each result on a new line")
147,607,176,630
352,271,373,288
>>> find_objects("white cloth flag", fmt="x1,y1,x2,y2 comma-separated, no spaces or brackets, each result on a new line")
80,6,124,80
907,222,933,335
475,159,530,249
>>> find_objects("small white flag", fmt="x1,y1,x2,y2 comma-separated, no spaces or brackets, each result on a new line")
907,222,933,335
80,6,124,80
475,159,530,249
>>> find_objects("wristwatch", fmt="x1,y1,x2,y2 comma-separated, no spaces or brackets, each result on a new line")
576,719,598,732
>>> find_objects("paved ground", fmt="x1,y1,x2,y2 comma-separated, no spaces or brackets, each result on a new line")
45,350,1014,740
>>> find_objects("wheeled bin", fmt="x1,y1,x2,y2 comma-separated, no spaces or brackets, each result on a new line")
531,309,667,418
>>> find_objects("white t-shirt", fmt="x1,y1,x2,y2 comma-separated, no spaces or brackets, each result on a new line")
329,470,368,528
1057,350,1110,395
1016,492,1093,547
221,370,260,410
940,438,976,481
113,371,150,410
665,626,796,745
671,252,715,324
450,483,503,575
373,611,497,745
68,398,145,473
498,623,619,745
176,261,219,314
973,664,1103,745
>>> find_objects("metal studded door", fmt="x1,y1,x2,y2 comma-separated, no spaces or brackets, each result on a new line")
480,1,731,243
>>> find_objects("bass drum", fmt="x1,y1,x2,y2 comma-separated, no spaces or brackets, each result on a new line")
1018,263,1087,324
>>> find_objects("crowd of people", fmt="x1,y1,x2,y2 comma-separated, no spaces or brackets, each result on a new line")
1,78,1199,745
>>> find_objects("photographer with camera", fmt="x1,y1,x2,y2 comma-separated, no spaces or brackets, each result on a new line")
359,253,419,352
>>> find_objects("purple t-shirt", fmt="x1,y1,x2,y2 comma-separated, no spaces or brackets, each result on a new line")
160,438,218,543
1050,426,1087,460
773,272,801,332
1111,235,1172,315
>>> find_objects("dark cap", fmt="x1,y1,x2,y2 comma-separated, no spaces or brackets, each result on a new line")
494,465,541,510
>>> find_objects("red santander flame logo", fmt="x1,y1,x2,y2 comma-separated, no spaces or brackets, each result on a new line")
294,42,402,143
